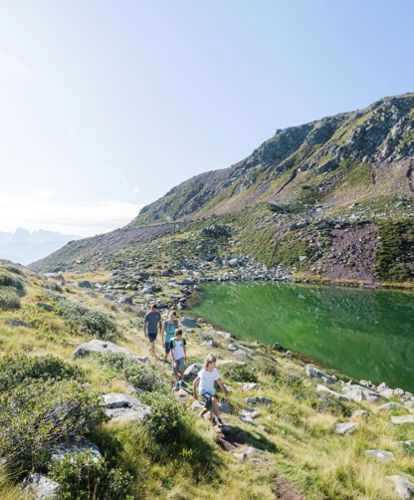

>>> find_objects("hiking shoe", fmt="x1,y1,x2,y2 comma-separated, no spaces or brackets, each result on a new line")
174,382,180,391
180,380,188,388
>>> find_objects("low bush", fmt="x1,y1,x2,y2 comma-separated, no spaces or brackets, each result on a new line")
56,299,117,340
253,357,279,379
0,379,105,474
49,452,132,500
136,393,222,482
0,270,26,295
100,353,166,393
220,363,258,383
0,354,83,392
0,287,21,311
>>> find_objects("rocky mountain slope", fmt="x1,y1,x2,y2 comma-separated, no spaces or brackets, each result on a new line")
32,94,414,286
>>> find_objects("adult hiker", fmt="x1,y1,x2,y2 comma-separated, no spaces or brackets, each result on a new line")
193,353,229,427
161,310,179,362
143,303,162,357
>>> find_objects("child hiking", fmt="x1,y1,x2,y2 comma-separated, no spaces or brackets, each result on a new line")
193,353,228,428
161,310,178,362
143,304,162,358
170,328,187,390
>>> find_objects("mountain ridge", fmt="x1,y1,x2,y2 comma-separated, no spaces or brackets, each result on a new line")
31,93,414,286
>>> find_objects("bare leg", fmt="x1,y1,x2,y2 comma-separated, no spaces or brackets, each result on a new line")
211,397,220,417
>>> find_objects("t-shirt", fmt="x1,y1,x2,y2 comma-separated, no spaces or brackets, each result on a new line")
164,320,177,343
144,311,161,334
198,368,220,395
169,337,186,360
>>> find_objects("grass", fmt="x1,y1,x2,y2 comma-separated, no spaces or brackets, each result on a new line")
0,263,412,498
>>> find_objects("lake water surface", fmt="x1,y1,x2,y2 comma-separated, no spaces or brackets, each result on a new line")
193,282,414,392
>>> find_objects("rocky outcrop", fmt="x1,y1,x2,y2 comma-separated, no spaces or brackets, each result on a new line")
72,340,148,363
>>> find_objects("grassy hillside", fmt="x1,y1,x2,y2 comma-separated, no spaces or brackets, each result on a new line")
31,93,414,287
1,260,413,499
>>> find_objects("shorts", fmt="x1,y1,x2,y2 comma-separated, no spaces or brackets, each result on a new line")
164,341,172,354
147,332,157,342
173,357,185,374
201,390,214,411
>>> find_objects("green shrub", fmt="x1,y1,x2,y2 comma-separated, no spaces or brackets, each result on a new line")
0,379,105,474
0,287,21,311
305,392,352,417
56,299,117,340
100,353,166,393
220,363,258,383
144,393,186,446
253,358,279,378
49,452,132,500
0,270,26,295
0,354,83,392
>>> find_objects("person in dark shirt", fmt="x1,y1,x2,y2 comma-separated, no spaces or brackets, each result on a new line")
144,304,161,357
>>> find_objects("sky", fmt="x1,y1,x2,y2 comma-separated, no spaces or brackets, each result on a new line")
0,0,414,236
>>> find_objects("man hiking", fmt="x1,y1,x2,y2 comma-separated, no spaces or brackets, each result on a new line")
144,303,162,357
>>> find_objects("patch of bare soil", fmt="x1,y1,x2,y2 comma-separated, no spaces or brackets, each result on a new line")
271,477,304,500
314,222,378,282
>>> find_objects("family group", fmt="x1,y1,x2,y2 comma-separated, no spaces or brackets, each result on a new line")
143,303,229,426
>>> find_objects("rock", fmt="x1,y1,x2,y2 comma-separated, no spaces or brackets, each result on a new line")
24,473,60,499
246,396,272,406
227,343,239,352
316,384,350,401
72,339,147,363
217,360,246,366
272,342,284,351
117,295,133,304
334,422,358,435
377,402,403,412
183,363,202,381
51,441,101,463
181,316,198,328
138,285,155,295
305,365,338,385
101,392,150,423
181,278,196,285
219,401,232,414
232,445,271,461
386,475,414,499
343,385,379,402
37,302,54,312
191,401,205,412
394,388,405,397
156,301,168,309
78,280,92,289
363,449,395,463
240,408,259,419
351,410,369,419
391,415,414,425
242,383,259,391
6,319,33,328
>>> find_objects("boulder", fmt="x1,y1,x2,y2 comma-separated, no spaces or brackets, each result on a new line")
183,363,202,381
6,319,32,328
72,339,147,363
181,316,198,328
386,475,414,499
227,343,239,352
242,383,259,391
316,384,350,401
51,441,101,463
305,365,338,385
363,449,395,463
377,402,403,412
219,401,232,414
351,410,369,419
343,385,379,402
391,415,414,425
24,473,60,499
117,295,133,305
334,422,358,435
100,392,150,423
37,302,54,312
78,280,92,289
246,396,272,406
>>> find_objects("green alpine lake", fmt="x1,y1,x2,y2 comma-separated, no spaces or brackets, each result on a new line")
193,282,414,392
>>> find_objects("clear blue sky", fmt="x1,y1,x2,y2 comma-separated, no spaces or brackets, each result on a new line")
0,0,413,235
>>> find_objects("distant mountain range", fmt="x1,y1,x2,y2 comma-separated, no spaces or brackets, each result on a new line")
31,94,414,284
0,228,80,265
